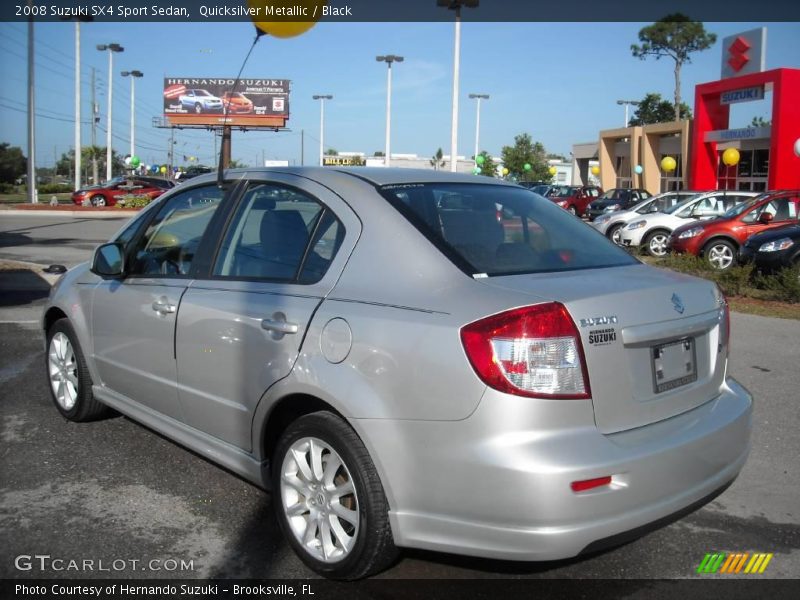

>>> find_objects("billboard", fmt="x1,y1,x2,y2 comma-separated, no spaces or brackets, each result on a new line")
163,77,289,127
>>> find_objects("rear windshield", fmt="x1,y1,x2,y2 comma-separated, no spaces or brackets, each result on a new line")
379,183,637,277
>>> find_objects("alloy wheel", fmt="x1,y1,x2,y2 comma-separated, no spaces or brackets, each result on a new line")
648,233,668,257
708,244,734,270
48,332,78,411
280,437,360,564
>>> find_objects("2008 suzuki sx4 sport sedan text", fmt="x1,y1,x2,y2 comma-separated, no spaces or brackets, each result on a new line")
42,168,752,579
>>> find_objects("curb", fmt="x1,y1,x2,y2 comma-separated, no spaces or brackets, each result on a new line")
0,209,135,218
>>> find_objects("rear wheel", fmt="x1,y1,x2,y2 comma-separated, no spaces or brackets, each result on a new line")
272,412,397,579
644,230,670,257
607,223,624,245
705,240,737,270
194,103,203,114
46,319,109,421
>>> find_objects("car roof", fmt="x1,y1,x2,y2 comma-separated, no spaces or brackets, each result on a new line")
186,167,516,188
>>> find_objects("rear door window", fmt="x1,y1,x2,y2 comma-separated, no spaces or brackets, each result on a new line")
380,183,636,276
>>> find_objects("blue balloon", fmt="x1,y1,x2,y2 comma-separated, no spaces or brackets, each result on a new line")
151,165,159,173
634,165,643,174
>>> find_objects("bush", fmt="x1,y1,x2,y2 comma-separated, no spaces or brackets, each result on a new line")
754,266,800,304
116,194,153,208
0,182,15,194
38,183,74,194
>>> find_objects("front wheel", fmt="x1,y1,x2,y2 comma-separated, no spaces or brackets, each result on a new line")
194,103,203,114
705,240,737,270
607,223,624,245
644,230,670,257
567,205,578,216
46,319,109,421
272,412,397,579
90,194,106,207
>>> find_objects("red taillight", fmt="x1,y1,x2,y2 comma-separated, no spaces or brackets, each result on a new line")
571,476,612,493
460,302,591,399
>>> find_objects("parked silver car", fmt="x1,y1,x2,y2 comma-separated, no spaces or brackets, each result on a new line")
43,168,752,579
591,190,704,244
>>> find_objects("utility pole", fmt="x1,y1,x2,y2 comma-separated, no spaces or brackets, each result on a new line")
168,127,175,177
90,67,99,184
27,3,37,203
74,21,81,191
220,126,231,169
301,129,304,166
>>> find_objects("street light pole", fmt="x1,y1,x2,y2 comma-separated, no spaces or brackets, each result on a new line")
121,70,143,159
616,99,640,128
27,5,37,203
469,93,489,165
312,95,333,167
376,55,403,168
97,43,124,181
439,0,479,172
74,22,81,191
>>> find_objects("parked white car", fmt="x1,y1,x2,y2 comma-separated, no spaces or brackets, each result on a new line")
620,191,759,257
591,191,702,245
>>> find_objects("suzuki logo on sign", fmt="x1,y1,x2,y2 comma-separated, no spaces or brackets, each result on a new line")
727,37,751,73
720,86,766,105
721,28,766,79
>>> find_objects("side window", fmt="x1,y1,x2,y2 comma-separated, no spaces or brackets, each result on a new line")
129,184,224,277
756,199,793,222
214,183,344,283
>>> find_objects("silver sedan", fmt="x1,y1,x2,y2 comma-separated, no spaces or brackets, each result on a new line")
42,168,752,579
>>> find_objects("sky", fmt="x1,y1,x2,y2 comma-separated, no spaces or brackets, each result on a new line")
1,20,799,170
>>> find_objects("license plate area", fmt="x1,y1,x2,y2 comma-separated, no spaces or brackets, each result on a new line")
651,337,697,394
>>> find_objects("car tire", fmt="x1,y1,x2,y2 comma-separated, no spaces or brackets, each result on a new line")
607,223,624,245
704,239,737,271
194,103,202,114
644,230,670,257
46,319,109,422
567,205,578,216
272,411,398,580
90,194,106,207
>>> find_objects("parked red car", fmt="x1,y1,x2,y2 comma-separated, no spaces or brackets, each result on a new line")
546,185,603,217
668,190,800,270
71,177,167,207
221,92,254,114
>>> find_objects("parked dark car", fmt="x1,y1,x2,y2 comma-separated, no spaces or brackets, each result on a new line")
177,166,214,181
546,185,603,217
739,223,800,273
586,188,653,221
669,190,800,270
136,176,175,190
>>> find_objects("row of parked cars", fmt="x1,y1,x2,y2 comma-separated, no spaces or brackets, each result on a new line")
519,182,799,272
578,187,800,273
70,167,215,207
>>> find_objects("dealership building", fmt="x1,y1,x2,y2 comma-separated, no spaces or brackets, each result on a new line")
572,28,800,194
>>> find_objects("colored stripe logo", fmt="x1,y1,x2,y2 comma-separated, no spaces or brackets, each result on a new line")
697,552,773,574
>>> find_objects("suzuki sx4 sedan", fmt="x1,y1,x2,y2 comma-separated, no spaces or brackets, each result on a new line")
43,168,752,579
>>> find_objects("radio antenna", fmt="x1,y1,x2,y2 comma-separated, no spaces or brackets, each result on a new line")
217,30,264,187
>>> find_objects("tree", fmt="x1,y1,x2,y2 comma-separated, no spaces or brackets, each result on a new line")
500,133,551,183
628,93,692,126
750,116,771,127
475,151,497,178
0,143,27,184
228,159,246,169
373,151,385,157
56,146,124,183
325,148,338,156
631,14,716,121
429,147,445,170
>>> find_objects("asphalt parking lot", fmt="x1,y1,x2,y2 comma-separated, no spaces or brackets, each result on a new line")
0,213,798,581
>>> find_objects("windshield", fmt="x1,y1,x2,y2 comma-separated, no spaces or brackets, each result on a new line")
379,183,637,277
550,186,576,198
723,196,764,218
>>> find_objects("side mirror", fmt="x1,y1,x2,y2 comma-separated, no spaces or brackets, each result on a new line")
92,243,125,277
648,205,660,213
759,212,774,224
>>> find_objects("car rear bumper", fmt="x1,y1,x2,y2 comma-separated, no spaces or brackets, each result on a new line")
354,377,751,561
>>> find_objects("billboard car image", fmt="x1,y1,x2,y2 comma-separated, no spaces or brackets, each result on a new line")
163,77,289,127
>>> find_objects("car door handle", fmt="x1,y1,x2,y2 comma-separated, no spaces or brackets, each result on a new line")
151,298,176,315
261,319,298,335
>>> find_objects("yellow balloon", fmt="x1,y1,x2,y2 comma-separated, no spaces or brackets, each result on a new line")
548,166,557,176
248,1,325,38
591,166,600,176
160,166,167,174
722,148,740,167
661,156,677,172
502,167,509,176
